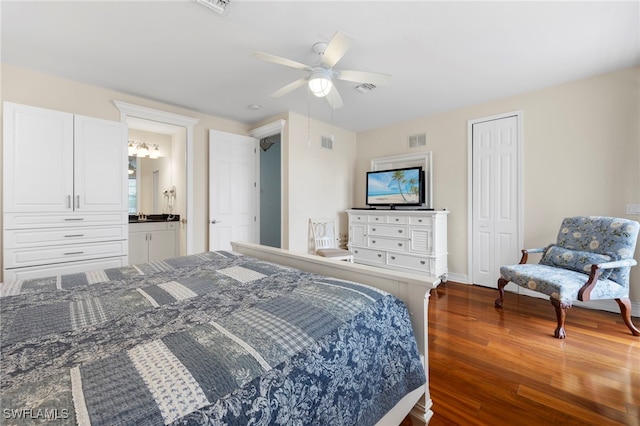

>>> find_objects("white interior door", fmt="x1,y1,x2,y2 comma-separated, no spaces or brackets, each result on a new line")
209,130,258,251
471,115,520,287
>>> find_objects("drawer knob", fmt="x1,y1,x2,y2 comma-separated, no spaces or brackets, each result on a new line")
372,240,376,244
377,254,382,258
420,260,426,265
398,230,403,234
391,256,396,260
354,250,359,254
395,218,399,222
398,243,403,247
372,228,376,232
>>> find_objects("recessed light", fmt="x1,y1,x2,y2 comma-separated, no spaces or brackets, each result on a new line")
248,104,261,110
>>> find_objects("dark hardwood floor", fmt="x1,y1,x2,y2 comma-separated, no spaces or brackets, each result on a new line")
422,282,640,426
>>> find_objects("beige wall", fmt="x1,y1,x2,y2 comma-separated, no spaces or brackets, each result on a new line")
0,64,249,260
356,66,640,302
285,111,357,253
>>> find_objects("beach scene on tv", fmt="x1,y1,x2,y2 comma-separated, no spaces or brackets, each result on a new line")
367,168,422,205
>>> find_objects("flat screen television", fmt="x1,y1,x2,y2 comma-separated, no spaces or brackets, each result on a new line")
366,166,424,208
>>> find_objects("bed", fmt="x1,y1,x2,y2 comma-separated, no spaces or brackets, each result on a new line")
1,242,435,425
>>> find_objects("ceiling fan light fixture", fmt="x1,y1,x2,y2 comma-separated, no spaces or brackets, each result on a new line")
308,70,333,97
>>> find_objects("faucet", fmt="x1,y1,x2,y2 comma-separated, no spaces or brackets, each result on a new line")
137,211,147,221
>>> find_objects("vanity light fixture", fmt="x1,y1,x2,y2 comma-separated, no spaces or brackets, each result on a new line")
128,141,160,159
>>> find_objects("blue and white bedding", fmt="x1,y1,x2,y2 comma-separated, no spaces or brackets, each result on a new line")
0,251,426,425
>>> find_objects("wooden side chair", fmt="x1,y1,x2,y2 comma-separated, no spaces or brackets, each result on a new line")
309,218,354,262
496,216,640,338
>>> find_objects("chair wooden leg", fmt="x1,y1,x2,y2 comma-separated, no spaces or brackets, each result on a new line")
614,298,640,336
550,298,568,339
495,277,508,308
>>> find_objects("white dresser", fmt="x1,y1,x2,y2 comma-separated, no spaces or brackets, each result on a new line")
3,102,129,282
347,209,448,281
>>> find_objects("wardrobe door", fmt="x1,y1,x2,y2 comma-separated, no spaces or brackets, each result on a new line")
3,102,73,213
74,114,128,212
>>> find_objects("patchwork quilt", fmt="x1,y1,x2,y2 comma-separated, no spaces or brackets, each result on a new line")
0,251,426,425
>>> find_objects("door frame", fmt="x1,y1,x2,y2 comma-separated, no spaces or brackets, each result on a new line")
466,110,524,286
113,100,199,254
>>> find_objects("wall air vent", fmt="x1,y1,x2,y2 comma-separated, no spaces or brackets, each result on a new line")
408,133,427,148
321,135,334,150
355,83,376,94
196,0,230,14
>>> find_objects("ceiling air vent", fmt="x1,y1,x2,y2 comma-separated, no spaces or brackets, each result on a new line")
321,135,334,150
355,83,376,94
408,133,426,148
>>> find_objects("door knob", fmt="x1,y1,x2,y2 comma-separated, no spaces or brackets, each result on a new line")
211,220,222,224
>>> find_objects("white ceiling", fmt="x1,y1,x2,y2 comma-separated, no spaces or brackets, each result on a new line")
2,1,638,133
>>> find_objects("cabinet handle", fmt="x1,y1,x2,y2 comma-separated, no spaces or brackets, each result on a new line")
149,233,152,241
67,195,71,209
75,195,80,209
64,251,84,256
64,218,84,221
375,217,380,221
64,234,84,238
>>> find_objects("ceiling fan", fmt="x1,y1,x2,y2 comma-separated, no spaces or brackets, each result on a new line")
252,30,391,109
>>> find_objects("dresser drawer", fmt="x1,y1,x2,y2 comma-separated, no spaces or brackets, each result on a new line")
387,252,434,273
351,246,386,265
386,215,408,224
367,236,409,252
3,256,128,283
367,214,387,223
368,223,407,238
4,240,128,269
4,225,128,249
409,216,432,226
4,212,127,229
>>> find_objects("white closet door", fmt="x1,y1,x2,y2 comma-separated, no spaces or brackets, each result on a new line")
3,102,74,212
74,114,128,212
209,130,258,251
472,116,520,288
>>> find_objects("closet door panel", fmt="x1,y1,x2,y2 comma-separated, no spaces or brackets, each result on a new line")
3,102,73,212
74,114,128,212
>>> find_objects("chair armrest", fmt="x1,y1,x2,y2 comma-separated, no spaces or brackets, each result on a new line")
519,247,546,264
578,258,638,302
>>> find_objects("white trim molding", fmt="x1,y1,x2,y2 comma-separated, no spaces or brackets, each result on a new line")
248,119,286,139
113,100,199,254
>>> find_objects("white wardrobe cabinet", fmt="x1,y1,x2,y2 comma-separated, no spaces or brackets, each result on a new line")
3,102,128,282
347,209,448,282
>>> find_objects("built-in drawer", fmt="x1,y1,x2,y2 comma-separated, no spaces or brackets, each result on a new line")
367,236,409,252
4,225,128,249
2,256,128,283
387,252,435,273
128,221,177,232
4,240,128,269
368,223,407,238
4,212,127,229
350,246,386,265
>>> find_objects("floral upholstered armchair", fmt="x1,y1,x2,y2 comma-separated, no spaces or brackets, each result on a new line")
496,216,640,338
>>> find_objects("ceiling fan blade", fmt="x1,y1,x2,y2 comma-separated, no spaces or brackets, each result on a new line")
337,70,392,86
270,78,308,98
252,51,310,71
325,86,344,109
321,31,354,68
